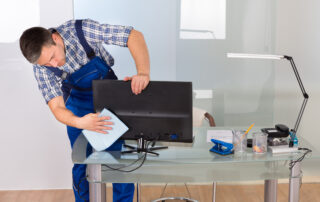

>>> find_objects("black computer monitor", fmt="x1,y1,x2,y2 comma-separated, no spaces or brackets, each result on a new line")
92,80,193,143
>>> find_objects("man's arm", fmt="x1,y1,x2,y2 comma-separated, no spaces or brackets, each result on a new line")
124,29,150,95
48,96,112,134
81,19,150,94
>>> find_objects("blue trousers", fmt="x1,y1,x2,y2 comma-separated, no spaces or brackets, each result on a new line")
72,164,134,202
67,120,134,202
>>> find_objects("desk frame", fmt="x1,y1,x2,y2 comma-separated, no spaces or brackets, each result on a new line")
87,161,301,202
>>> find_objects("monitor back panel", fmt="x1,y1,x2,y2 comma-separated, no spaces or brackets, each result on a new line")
92,80,193,142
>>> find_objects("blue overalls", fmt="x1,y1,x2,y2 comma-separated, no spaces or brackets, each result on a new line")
46,20,134,202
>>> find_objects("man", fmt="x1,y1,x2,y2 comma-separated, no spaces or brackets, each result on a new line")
19,19,150,201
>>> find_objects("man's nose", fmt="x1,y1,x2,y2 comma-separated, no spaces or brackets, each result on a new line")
49,60,58,67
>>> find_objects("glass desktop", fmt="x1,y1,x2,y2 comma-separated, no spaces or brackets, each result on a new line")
72,127,320,183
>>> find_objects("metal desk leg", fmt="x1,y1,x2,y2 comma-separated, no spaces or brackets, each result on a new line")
289,161,301,202
137,183,141,202
212,182,216,202
87,164,106,202
264,179,277,202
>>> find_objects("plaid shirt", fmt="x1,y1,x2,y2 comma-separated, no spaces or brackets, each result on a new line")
33,19,133,103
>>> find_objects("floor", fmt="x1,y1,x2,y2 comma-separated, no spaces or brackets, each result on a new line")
1,183,320,202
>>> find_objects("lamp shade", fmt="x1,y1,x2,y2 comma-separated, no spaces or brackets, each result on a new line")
227,53,285,60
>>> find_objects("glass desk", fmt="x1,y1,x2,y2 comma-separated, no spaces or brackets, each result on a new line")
72,127,320,202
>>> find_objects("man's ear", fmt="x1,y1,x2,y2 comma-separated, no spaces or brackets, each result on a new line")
51,33,59,43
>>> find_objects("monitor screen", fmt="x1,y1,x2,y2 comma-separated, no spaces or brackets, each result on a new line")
92,80,193,143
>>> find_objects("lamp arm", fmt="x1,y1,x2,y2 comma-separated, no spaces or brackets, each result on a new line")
284,56,309,134
284,56,309,99
294,98,308,133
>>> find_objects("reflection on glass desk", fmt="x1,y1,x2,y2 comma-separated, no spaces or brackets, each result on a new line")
72,127,320,202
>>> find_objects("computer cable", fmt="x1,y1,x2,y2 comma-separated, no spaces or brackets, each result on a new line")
101,141,152,172
74,175,88,202
151,133,162,147
101,152,147,172
289,147,312,170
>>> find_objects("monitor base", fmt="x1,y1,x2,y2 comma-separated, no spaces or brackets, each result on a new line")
122,137,168,156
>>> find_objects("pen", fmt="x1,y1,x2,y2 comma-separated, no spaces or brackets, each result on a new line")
244,123,255,136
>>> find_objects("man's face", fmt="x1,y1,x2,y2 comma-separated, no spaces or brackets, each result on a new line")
36,35,66,67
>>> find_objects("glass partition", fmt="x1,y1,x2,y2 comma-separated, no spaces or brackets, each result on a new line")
74,0,277,127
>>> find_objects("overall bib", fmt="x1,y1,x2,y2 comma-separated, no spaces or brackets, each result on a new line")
46,20,134,202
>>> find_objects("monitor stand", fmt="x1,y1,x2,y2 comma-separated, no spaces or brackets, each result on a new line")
122,136,168,156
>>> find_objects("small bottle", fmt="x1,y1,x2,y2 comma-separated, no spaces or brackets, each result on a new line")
293,135,298,147
289,131,298,147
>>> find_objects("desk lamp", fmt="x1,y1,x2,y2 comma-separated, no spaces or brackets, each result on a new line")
227,53,309,146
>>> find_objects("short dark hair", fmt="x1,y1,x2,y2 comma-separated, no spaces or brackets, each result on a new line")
19,27,55,64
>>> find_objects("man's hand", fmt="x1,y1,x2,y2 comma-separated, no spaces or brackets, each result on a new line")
48,96,113,134
124,73,150,95
76,113,114,134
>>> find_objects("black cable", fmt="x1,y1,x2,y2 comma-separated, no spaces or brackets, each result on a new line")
289,147,312,170
74,175,88,202
102,152,146,172
109,152,147,172
151,133,162,147
101,141,152,172
102,150,147,172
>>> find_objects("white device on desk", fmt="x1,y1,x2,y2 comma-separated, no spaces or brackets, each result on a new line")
206,130,233,143
268,145,298,154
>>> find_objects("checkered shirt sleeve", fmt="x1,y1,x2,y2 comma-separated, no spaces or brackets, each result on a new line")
81,18,133,47
33,66,63,103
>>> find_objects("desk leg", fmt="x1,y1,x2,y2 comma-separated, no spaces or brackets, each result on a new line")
264,179,277,202
212,182,216,202
87,164,106,202
289,161,301,202
136,183,141,202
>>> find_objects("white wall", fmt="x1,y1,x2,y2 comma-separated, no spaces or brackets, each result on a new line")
275,0,320,149
74,0,178,81
0,0,74,190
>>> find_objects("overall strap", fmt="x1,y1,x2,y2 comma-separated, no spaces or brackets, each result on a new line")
75,20,96,60
45,20,96,78
45,66,68,80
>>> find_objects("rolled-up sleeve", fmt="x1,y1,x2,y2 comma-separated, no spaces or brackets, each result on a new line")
33,66,63,104
81,18,133,47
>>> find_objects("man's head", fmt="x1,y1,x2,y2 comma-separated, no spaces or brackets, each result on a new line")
19,27,66,67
